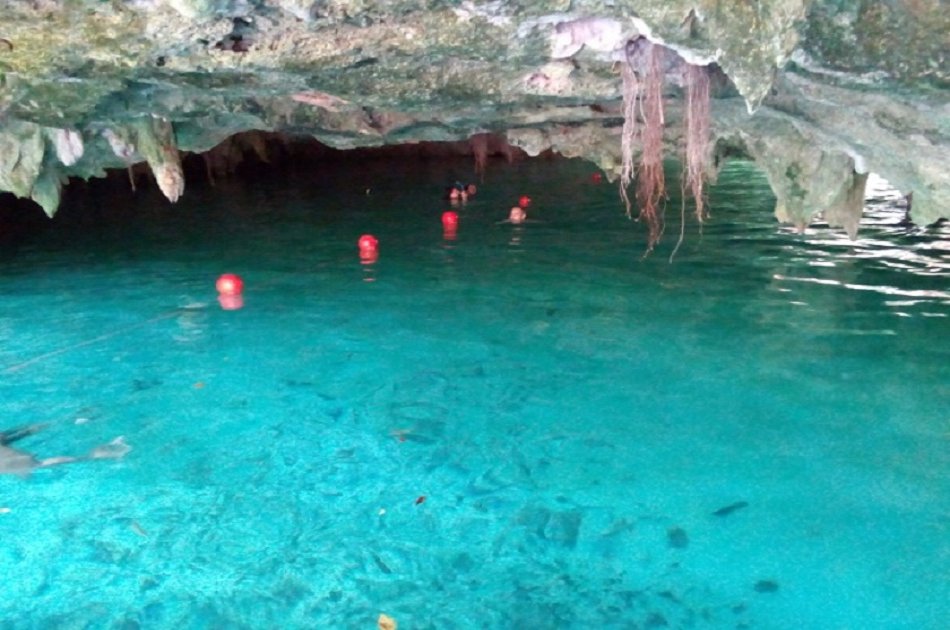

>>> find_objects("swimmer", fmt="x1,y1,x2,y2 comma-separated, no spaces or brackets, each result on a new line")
445,185,467,202
445,182,476,202
497,195,535,224
506,206,527,224
0,424,130,476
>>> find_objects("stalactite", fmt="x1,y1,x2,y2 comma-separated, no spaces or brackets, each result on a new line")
133,116,184,203
102,128,135,162
470,133,490,179
30,165,64,218
51,129,84,167
102,128,138,192
0,121,44,200
203,137,238,183
201,152,217,187
498,135,516,164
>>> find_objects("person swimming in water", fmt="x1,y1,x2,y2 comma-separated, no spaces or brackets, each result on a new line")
445,182,478,202
507,206,527,224
498,194,531,224
0,424,130,476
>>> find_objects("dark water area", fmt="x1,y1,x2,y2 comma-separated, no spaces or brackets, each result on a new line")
0,155,947,628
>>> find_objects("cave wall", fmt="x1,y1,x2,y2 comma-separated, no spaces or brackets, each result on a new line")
0,0,946,229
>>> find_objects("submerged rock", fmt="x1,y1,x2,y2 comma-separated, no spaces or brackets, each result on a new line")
754,579,780,593
666,526,690,549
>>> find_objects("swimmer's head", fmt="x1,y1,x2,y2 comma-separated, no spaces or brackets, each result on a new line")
465,184,477,195
509,206,527,224
448,187,460,200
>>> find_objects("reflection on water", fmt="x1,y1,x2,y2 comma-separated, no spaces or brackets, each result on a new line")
796,173,949,278
766,173,949,327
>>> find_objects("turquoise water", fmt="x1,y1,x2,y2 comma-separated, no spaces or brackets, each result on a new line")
0,157,947,629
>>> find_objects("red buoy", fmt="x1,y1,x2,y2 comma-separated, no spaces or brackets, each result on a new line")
441,211,458,228
518,195,532,208
358,234,378,253
591,172,603,183
215,273,244,296
360,249,379,265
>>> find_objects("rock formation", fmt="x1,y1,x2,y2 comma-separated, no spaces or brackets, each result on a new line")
0,1,946,231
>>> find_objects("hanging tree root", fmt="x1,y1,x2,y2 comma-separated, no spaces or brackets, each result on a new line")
672,62,713,261
636,40,667,252
684,63,711,223
619,37,666,251
619,61,640,218
619,36,715,256
470,133,490,180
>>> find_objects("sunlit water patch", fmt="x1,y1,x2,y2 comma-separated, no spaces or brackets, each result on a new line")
0,158,947,628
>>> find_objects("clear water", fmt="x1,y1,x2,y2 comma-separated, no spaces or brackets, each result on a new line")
0,157,947,629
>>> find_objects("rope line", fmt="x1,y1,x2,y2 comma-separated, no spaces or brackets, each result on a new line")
3,310,182,375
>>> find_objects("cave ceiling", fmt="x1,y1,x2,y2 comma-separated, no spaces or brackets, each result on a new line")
0,0,947,230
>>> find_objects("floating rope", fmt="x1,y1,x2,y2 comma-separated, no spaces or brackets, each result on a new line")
2,310,183,374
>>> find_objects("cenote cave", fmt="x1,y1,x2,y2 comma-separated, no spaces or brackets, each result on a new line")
1,1,947,629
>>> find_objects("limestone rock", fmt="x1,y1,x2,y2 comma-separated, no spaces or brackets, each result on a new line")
0,0,945,229
50,129,84,167
0,122,44,199
133,116,185,203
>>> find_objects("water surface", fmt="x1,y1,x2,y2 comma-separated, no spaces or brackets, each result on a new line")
0,158,947,629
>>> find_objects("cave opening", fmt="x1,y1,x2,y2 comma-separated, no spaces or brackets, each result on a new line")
0,129,930,254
